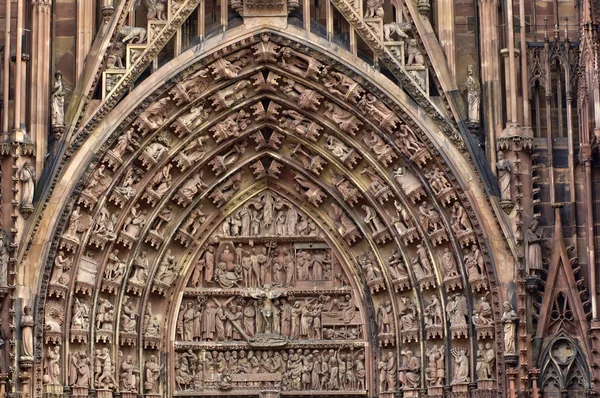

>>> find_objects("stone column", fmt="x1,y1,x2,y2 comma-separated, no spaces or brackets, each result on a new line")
436,0,455,77
477,0,503,166
30,0,52,172
76,0,95,81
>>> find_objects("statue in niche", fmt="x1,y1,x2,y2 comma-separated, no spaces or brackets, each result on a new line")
105,249,126,282
378,352,397,391
150,205,172,236
418,202,444,233
329,203,357,237
387,249,408,280
425,167,451,195
364,0,383,18
502,301,518,354
210,109,249,142
406,39,424,67
143,135,170,163
413,244,433,279
440,247,459,278
425,345,445,387
323,102,361,134
451,202,473,234
363,131,394,161
475,343,496,380
110,128,139,161
464,245,485,279
144,304,161,337
64,206,84,240
93,205,117,241
377,300,394,334
155,249,177,285
362,205,387,235
392,200,414,235
122,205,147,238
280,77,322,111
149,164,173,196
44,306,64,333
50,251,71,285
322,71,363,103
96,298,115,330
279,109,322,142
383,21,411,41
130,251,149,284
393,167,424,200
180,135,209,164
20,161,36,209
96,347,117,389
144,0,166,20
472,295,493,326
525,218,543,275
451,348,470,384
120,354,140,392
43,346,61,384
398,349,420,389
52,71,66,126
465,65,481,124
181,207,207,236
209,51,251,80
114,168,140,200
424,297,443,327
178,171,208,202
277,47,324,80
71,298,90,330
447,294,468,328
20,305,34,359
120,296,138,333
398,297,418,332
324,134,354,160
83,165,112,198
69,351,91,387
0,231,7,286
106,42,125,69
139,98,170,130
358,95,397,130
496,151,512,202
144,355,163,393
395,124,425,156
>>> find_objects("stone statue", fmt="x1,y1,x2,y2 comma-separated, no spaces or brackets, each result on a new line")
44,346,61,384
496,151,512,202
425,345,445,387
0,231,8,286
362,205,386,234
451,347,470,384
96,298,115,330
120,354,140,392
406,39,424,67
71,298,89,330
451,202,473,233
131,251,149,284
502,301,518,354
464,245,485,279
52,71,66,126
398,349,420,389
447,294,469,327
472,295,493,326
144,304,161,337
476,342,495,380
377,300,394,335
525,218,543,275
440,248,458,278
144,355,163,393
20,161,36,209
465,65,481,124
96,347,117,389
324,134,353,160
120,296,138,333
424,297,443,327
20,305,34,359
69,351,91,387
364,0,383,18
378,352,397,391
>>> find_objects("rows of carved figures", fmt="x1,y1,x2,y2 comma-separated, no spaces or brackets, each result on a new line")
40,35,504,397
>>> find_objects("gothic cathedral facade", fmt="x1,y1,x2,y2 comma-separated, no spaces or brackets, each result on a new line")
0,0,597,396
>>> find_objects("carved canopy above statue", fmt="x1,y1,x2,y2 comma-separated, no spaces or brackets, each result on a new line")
29,28,510,398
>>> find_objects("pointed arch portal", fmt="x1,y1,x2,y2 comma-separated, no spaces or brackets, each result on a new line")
26,25,514,398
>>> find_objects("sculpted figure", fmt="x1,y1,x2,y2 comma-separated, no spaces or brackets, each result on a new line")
111,128,138,160
144,355,163,393
406,39,424,66
424,297,443,327
105,249,126,282
377,300,394,334
464,245,484,279
69,351,91,387
324,134,353,159
393,167,423,198
472,295,493,326
441,248,459,278
451,348,470,384
329,203,357,237
279,109,322,141
451,202,473,233
418,202,444,233
93,205,117,241
362,205,386,234
425,345,445,387
130,251,149,284
210,109,249,142
122,205,147,237
119,25,147,43
281,77,322,111
364,0,383,18
84,165,112,198
378,352,397,391
140,98,170,129
387,249,408,280
144,305,161,337
145,0,166,19
44,346,61,384
149,164,173,196
179,171,208,201
155,249,177,284
383,21,411,41
114,168,140,200
496,151,512,202
525,218,543,275
143,137,169,162
0,231,7,286
50,251,71,285
425,167,451,195
322,71,363,102
120,296,138,333
395,124,425,155
120,354,140,392
465,65,481,123
20,161,36,208
277,47,324,80
179,102,210,131
363,131,393,160
20,305,34,359
398,297,418,332
502,301,518,354
97,347,117,389
176,68,209,100
181,135,208,163
398,349,420,389
447,294,469,327
52,71,66,126
181,207,207,236
96,298,115,330
323,102,361,134
71,298,89,330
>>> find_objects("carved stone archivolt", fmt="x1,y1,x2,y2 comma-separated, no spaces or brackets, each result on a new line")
32,31,502,398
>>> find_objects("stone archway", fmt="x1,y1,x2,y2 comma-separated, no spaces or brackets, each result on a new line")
27,27,512,398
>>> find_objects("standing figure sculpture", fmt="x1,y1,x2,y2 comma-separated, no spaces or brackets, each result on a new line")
21,305,34,359
465,65,480,124
525,218,543,276
20,161,36,209
496,151,512,202
502,301,518,354
52,71,66,126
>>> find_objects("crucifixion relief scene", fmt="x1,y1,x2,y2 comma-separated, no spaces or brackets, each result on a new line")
0,0,598,396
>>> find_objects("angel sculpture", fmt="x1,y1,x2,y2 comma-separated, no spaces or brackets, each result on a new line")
447,294,469,327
